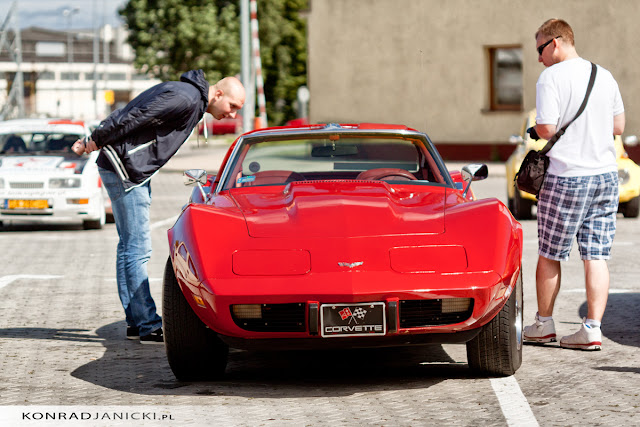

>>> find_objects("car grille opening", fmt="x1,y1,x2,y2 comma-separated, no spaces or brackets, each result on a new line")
230,303,306,332
10,182,44,189
399,298,474,328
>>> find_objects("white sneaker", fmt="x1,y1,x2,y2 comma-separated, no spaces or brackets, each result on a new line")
560,320,602,351
523,313,557,343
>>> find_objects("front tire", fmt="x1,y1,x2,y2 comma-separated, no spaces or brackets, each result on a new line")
621,196,640,218
83,212,105,229
163,257,228,381
466,269,523,376
83,196,106,229
83,219,104,230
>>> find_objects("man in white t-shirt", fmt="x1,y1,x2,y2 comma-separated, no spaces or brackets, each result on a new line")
523,19,625,350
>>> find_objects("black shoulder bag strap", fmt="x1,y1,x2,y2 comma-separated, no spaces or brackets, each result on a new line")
539,62,597,155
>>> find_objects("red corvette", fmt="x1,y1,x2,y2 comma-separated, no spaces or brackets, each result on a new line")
164,123,524,380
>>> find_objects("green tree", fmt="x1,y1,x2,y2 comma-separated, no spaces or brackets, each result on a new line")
119,0,240,82
119,0,308,125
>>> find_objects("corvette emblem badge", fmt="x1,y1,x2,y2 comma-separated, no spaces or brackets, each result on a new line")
337,262,363,268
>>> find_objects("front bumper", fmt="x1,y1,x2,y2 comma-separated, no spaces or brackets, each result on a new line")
219,328,482,351
0,191,103,224
177,269,516,345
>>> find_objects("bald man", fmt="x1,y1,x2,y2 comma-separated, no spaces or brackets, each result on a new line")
72,70,245,344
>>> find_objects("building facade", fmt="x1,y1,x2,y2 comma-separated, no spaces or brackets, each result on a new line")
307,0,640,159
0,26,160,121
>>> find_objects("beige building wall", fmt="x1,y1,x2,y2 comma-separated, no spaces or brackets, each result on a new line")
307,0,639,145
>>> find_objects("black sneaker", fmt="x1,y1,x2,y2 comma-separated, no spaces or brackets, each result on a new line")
126,326,139,340
140,328,163,344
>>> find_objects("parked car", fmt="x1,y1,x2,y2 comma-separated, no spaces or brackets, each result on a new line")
285,117,309,127
197,112,241,136
163,122,524,381
0,118,110,229
505,110,640,219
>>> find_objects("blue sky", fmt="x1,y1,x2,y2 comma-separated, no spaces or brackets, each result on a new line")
0,0,127,30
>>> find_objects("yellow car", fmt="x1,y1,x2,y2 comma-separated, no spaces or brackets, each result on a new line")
506,110,640,219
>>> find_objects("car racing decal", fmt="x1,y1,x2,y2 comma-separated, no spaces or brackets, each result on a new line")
0,157,67,171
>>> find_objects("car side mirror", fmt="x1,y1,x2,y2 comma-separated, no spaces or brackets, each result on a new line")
184,169,208,200
460,164,488,199
184,169,207,186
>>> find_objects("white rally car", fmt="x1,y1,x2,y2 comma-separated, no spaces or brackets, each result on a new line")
0,119,110,229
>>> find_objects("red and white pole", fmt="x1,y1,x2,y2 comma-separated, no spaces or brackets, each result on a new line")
250,0,268,128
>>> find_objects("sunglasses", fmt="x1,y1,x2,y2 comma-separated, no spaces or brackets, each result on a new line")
537,36,561,56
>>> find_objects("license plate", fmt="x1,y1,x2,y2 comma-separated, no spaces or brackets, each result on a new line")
320,302,386,337
6,199,49,209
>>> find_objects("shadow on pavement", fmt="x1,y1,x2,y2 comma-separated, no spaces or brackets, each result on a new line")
578,292,640,348
68,321,476,397
0,327,102,342
0,223,84,232
594,366,640,374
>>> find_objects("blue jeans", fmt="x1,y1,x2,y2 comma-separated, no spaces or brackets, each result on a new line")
99,167,162,336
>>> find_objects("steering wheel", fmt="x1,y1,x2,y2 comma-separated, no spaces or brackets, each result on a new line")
357,168,417,181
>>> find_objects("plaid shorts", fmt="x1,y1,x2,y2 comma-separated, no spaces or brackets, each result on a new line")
537,172,619,261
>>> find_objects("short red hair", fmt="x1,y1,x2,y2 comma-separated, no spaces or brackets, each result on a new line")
536,19,575,46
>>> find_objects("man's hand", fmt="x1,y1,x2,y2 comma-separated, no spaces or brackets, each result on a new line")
71,137,99,155
71,138,85,155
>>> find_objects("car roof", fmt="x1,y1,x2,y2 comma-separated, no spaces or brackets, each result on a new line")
0,118,87,135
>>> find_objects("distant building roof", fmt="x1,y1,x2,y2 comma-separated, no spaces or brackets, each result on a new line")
0,26,129,64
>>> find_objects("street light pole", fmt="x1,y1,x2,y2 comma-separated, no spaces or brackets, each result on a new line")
92,0,99,119
240,0,254,133
63,7,79,118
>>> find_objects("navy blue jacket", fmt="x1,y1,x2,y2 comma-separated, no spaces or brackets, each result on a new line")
93,70,209,190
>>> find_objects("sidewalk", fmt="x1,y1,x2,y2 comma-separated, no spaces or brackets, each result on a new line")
163,137,231,174
162,137,507,177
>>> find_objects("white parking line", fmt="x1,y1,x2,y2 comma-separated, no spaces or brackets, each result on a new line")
105,278,162,283
490,376,539,426
523,239,632,246
563,288,635,294
0,275,64,290
150,215,179,231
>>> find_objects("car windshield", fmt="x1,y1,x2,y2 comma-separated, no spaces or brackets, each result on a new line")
0,132,84,156
221,134,450,190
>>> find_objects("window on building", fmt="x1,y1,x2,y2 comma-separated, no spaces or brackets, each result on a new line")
108,73,127,81
38,71,55,80
60,72,81,80
132,73,152,81
488,46,523,111
35,42,65,57
85,72,127,81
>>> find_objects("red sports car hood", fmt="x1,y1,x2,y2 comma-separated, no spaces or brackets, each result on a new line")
229,181,447,238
